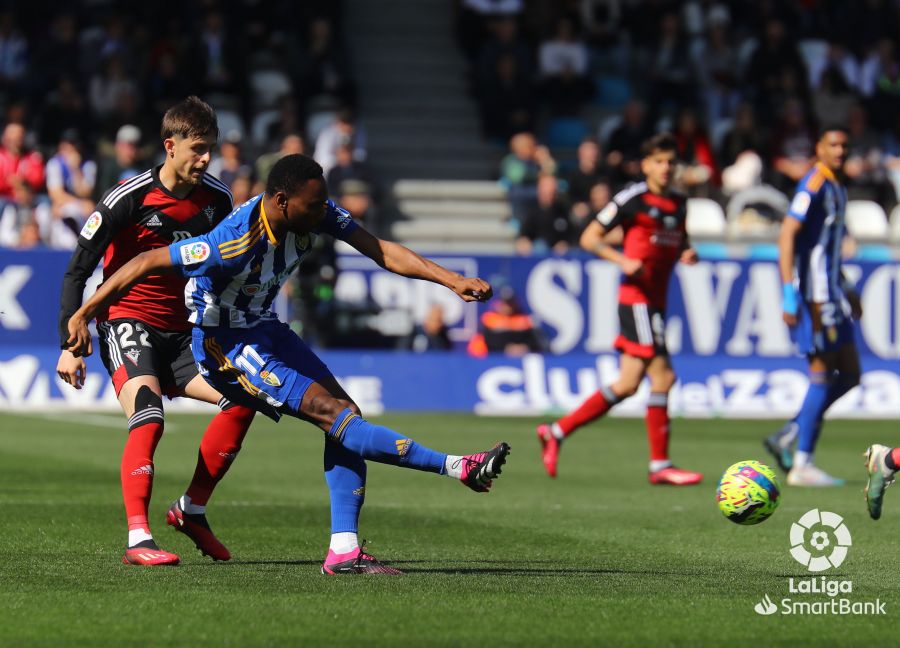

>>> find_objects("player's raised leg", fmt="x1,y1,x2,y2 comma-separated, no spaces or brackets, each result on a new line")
644,355,702,485
865,444,899,520
166,375,256,561
537,353,645,478
304,383,509,491
116,376,179,566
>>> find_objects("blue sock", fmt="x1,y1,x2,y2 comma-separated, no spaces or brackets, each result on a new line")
788,371,858,441
324,440,366,534
328,408,447,474
796,372,831,454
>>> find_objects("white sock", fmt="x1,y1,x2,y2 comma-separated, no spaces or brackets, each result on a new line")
444,455,464,479
128,528,153,547
551,422,565,440
794,451,812,468
649,459,672,473
329,532,359,555
180,494,206,515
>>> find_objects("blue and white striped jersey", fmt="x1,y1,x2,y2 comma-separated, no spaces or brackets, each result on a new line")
786,162,847,304
168,193,358,327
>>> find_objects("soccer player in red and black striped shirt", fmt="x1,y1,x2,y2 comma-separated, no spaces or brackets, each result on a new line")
56,97,255,565
537,133,703,485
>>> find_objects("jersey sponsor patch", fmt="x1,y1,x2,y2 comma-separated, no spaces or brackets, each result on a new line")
80,211,103,240
597,202,618,226
180,241,211,265
790,191,811,217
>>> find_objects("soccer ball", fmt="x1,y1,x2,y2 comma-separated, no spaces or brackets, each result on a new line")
716,460,780,525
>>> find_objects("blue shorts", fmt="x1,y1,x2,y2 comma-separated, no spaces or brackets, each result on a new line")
791,301,855,357
191,320,333,421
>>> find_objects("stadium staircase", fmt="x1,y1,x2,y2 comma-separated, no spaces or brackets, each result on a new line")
344,0,515,253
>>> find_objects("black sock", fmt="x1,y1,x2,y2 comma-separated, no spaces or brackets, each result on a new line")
130,539,159,550
885,449,898,471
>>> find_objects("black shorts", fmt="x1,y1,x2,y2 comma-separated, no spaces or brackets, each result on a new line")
615,303,668,359
97,318,199,397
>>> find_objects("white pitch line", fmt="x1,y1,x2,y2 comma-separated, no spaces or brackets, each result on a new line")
15,412,179,432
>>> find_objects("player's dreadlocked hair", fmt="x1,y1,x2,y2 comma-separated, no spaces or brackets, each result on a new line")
266,154,324,196
160,96,219,141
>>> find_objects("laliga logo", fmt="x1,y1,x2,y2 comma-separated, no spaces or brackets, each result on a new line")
789,509,852,572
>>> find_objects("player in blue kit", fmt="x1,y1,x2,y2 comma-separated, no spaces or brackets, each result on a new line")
763,125,862,487
66,154,510,574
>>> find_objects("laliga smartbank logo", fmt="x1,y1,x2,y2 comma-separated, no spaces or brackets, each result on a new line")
753,509,886,616
789,508,852,572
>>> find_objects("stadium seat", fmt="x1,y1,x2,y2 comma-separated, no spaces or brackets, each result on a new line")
249,69,292,110
593,75,631,108
215,109,246,142
686,198,726,239
598,115,622,146
547,117,589,149
251,109,280,147
306,111,337,145
737,38,758,72
798,39,829,85
845,200,888,241
710,118,734,153
889,205,900,243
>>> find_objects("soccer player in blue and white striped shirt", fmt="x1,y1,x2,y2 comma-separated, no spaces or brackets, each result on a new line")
764,125,862,487
66,154,511,574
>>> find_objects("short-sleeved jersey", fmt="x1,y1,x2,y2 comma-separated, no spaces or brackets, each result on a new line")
596,182,688,308
168,194,358,328
786,162,847,304
77,166,233,331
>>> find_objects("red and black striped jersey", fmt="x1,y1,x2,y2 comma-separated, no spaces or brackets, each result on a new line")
596,182,688,309
75,166,233,331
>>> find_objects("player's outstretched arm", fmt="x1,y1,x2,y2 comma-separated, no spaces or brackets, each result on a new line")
347,227,492,302
779,216,803,327
66,247,175,357
580,220,642,277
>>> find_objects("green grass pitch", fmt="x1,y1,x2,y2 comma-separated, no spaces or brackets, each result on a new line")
1,411,898,645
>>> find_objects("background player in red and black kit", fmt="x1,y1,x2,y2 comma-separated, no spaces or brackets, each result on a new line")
56,97,256,565
536,133,703,486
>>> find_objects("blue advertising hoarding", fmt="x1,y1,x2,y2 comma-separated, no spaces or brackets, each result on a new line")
1,248,898,416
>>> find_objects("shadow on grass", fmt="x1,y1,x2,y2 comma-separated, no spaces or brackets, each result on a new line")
228,559,702,577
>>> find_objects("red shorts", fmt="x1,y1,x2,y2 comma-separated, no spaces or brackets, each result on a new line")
615,303,668,359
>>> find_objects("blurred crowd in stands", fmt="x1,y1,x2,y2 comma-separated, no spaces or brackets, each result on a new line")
459,0,900,253
0,0,377,251
4,1,900,351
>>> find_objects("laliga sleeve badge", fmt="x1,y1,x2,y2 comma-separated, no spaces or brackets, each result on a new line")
598,202,618,226
180,241,210,265
80,212,103,240
790,191,811,217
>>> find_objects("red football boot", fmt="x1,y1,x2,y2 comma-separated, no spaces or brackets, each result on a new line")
536,424,560,478
166,500,231,561
122,543,180,566
648,466,703,485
